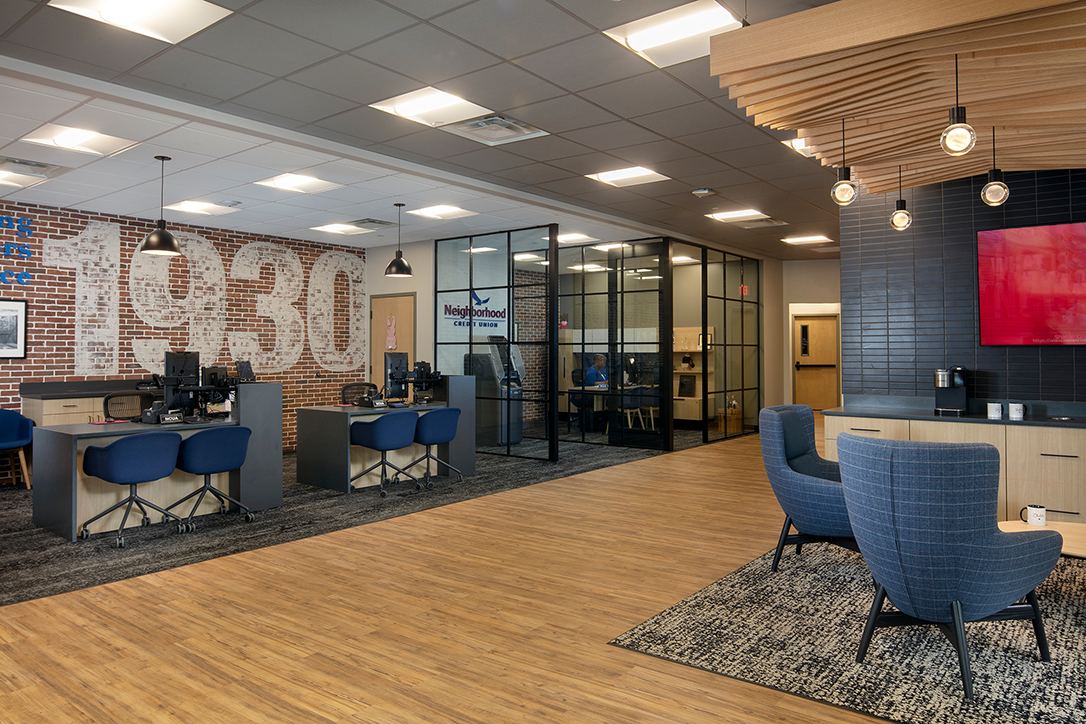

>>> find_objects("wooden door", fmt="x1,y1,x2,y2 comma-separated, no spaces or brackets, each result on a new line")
370,295,415,386
793,315,838,410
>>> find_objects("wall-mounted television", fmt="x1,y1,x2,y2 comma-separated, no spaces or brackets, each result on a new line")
978,221,1086,345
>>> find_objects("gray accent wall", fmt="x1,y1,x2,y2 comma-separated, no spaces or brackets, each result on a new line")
840,169,1086,403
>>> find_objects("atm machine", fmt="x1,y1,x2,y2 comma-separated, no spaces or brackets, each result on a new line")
464,336,524,446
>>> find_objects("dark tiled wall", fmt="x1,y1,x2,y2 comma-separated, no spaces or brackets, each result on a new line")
840,169,1086,402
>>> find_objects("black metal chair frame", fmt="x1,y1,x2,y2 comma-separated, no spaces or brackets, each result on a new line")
350,454,419,498
771,515,860,572
80,485,184,547
166,470,253,530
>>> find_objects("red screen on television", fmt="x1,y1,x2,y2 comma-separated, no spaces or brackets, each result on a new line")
978,222,1086,345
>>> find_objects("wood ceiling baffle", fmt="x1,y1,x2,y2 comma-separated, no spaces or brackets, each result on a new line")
709,0,1086,194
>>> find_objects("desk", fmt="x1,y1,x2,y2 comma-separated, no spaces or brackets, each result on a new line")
999,520,1086,558
296,376,476,493
32,382,282,542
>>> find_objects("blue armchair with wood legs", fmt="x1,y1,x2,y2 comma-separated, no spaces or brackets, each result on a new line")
758,405,857,571
838,433,1063,701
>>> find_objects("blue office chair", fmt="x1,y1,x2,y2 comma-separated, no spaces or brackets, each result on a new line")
349,410,419,497
567,389,584,432
405,407,463,489
759,405,857,571
620,386,646,429
80,431,184,548
640,386,660,430
838,433,1063,700
0,409,33,489
167,426,254,531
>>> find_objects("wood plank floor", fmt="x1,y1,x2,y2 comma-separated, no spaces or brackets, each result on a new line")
0,416,881,723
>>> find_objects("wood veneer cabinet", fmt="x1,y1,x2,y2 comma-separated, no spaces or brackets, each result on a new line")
22,396,105,426
823,415,910,461
1006,426,1086,524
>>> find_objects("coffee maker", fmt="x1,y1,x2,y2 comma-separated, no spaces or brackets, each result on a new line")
934,365,967,416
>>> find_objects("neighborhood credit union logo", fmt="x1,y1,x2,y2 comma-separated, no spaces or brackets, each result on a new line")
445,290,506,329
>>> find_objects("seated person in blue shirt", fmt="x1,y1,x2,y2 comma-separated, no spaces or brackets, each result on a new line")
585,354,608,387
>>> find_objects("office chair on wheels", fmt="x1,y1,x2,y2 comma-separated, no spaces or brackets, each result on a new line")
349,410,419,497
80,431,185,548
341,382,380,405
103,391,156,422
405,407,462,489
167,426,254,531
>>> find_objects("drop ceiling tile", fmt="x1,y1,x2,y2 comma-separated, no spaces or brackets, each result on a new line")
309,106,419,145
436,63,566,114
230,80,357,124
652,155,735,180
746,160,825,182
623,179,691,197
632,101,744,139
444,147,533,174
381,0,475,20
501,135,593,163
355,175,438,196
609,139,700,166
0,0,33,34
0,140,101,168
287,56,419,105
180,15,338,77
0,112,43,140
548,0,692,28
434,0,593,60
0,42,118,81
514,33,652,93
53,106,178,142
682,168,757,190
536,176,607,197
211,102,309,131
767,169,836,192
504,95,619,134
606,197,674,215
546,152,626,176
560,121,663,151
114,75,223,108
243,0,417,51
361,143,437,168
152,125,261,159
492,163,575,185
381,129,481,160
126,48,275,101
579,72,701,119
3,7,168,73
662,56,731,99
351,24,500,85
292,161,387,186
569,187,643,206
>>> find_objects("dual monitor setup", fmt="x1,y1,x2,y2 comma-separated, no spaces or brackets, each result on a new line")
342,353,442,408
146,351,255,423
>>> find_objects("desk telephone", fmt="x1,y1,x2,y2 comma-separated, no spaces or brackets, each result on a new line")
352,383,387,408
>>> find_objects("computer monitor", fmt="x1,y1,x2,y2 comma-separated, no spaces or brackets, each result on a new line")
202,366,228,387
385,352,409,399
165,350,200,385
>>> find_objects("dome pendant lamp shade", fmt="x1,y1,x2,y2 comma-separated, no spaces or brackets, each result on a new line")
889,166,912,231
137,155,181,256
384,202,413,278
940,55,976,156
981,127,1010,207
830,120,858,206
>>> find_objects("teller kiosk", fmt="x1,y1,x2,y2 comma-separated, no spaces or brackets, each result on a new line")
465,336,524,446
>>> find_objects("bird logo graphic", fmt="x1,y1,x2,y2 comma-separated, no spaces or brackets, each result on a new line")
471,290,490,306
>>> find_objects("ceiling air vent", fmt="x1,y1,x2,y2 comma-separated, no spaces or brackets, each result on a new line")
349,218,396,229
733,217,789,229
440,114,549,146
0,156,69,187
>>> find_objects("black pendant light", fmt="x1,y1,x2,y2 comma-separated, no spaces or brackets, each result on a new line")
889,166,912,231
981,126,1010,207
137,155,182,257
384,202,412,278
830,119,858,206
940,54,976,156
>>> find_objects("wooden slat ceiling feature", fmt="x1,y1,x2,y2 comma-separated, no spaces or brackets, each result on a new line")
710,0,1086,194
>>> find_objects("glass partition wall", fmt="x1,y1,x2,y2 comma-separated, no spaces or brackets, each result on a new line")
434,225,557,461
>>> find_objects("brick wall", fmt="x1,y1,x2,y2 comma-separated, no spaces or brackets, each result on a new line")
0,200,368,449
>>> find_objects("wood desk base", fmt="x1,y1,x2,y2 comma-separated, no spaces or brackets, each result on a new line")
998,520,1086,558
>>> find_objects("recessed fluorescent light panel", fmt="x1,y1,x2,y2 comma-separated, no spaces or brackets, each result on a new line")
440,114,548,146
310,223,375,236
48,0,232,44
783,235,833,244
554,233,599,244
782,138,814,157
163,201,238,216
706,209,769,222
254,174,342,194
407,205,477,220
592,243,629,251
586,166,670,187
460,247,497,254
21,124,137,156
603,0,743,68
514,253,543,261
370,88,492,128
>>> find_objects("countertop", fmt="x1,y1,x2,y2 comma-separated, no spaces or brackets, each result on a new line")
822,406,1086,429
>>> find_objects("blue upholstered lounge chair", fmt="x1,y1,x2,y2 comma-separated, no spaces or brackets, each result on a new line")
759,405,857,571
838,433,1063,700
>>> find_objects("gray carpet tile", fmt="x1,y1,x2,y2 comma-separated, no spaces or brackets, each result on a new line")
611,543,1086,724
0,441,661,607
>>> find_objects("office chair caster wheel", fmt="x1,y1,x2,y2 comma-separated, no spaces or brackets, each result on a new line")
426,481,434,490
348,484,355,493
79,528,90,540
245,512,255,523
116,537,125,549
187,522,196,533
220,505,228,515
380,489,388,498
141,516,151,527
457,475,464,482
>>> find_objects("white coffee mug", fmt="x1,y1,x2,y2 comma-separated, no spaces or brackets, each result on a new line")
1009,403,1025,420
987,402,1003,419
1020,505,1046,526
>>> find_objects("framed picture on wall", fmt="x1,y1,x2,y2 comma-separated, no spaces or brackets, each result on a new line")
0,299,26,359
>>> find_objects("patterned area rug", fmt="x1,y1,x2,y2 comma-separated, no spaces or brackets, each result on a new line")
611,544,1086,724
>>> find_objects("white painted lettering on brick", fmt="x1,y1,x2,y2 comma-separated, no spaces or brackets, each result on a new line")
308,250,366,372
228,242,304,373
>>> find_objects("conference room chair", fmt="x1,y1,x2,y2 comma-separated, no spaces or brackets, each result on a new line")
758,405,858,572
567,389,585,433
167,426,255,531
640,386,660,430
838,433,1063,701
0,409,33,489
103,391,156,422
341,382,380,405
405,407,463,489
349,410,419,497
79,431,184,548
620,386,646,429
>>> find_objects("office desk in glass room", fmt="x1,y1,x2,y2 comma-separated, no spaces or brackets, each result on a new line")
32,382,283,542
296,380,476,493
